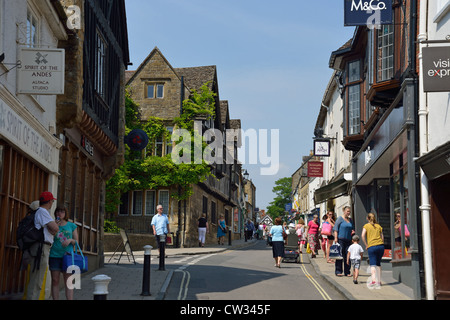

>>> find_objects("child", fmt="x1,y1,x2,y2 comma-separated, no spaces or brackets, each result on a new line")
347,235,364,284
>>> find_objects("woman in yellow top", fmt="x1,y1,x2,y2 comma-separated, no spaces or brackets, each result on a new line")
361,213,384,289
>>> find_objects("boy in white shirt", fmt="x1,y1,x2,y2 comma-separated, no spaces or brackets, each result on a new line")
347,235,364,284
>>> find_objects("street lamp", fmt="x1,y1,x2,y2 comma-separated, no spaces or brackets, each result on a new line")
243,169,249,183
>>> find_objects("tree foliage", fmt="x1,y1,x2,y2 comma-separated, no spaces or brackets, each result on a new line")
105,84,217,214
266,177,292,219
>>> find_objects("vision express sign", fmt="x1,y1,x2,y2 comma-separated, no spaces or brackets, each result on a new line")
422,46,450,92
344,0,393,26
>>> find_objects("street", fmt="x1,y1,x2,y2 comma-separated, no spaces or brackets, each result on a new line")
163,240,346,300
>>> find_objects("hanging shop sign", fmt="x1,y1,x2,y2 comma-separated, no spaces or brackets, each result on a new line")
422,46,450,92
344,0,393,26
17,48,65,95
313,139,330,157
307,161,324,178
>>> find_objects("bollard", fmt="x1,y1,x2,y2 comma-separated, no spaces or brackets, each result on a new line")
159,234,166,271
92,274,111,300
228,229,232,246
141,245,153,296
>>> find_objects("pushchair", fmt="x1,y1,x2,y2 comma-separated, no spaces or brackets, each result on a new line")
282,233,300,264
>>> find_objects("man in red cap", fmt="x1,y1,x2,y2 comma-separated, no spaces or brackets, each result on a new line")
26,191,59,300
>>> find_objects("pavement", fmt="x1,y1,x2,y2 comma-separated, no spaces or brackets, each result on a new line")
62,238,414,300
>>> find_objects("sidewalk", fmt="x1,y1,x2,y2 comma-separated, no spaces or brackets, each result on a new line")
65,237,258,300
63,238,415,300
309,252,415,300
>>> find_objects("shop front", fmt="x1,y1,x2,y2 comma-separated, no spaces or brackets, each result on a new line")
351,79,423,299
0,89,62,297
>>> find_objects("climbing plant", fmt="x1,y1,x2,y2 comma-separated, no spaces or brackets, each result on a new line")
105,83,217,214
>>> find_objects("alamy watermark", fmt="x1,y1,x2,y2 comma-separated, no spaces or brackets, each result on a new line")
65,5,81,30
171,121,280,176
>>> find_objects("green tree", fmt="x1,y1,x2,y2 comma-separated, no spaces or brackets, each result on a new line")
105,84,217,214
267,177,292,219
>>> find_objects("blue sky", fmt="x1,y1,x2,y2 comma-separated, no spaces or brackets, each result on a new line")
125,0,355,211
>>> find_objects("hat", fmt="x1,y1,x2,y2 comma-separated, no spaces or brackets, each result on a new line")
39,191,56,202
29,200,40,211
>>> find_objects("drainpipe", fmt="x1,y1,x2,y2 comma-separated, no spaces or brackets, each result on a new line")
417,0,435,300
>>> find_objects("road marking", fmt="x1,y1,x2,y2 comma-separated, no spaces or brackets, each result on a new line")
174,254,216,300
299,254,332,300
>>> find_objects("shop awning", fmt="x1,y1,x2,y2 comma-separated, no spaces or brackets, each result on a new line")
314,177,350,204
416,141,450,181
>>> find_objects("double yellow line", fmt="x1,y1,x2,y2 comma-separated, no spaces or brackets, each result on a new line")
299,254,332,300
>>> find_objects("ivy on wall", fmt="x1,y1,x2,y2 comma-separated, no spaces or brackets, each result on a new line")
105,83,217,214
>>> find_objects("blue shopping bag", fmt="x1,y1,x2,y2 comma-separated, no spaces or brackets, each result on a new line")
63,242,88,273
329,243,343,260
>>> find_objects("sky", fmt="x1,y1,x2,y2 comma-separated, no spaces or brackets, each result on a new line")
124,0,355,211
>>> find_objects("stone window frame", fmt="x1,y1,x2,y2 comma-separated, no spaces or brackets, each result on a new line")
145,82,164,99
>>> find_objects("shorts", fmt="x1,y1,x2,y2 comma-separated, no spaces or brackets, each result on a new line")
368,244,385,267
49,257,64,272
350,258,361,270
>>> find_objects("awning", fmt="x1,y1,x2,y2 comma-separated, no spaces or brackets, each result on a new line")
314,177,350,204
416,141,450,181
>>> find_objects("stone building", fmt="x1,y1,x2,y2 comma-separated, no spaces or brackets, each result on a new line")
55,0,130,270
0,0,66,298
117,47,242,247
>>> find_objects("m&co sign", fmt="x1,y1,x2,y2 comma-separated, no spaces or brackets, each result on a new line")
344,0,393,26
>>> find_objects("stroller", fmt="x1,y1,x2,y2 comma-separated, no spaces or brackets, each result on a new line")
282,232,300,264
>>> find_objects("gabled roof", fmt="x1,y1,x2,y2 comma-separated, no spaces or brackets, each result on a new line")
126,46,181,86
174,65,217,92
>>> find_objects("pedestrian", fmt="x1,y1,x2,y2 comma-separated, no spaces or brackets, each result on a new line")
361,212,385,289
295,219,305,253
245,220,254,240
322,211,336,263
217,215,227,245
151,204,170,256
347,235,364,284
306,215,320,258
49,207,78,300
333,206,355,277
269,217,285,268
198,213,208,247
25,192,59,300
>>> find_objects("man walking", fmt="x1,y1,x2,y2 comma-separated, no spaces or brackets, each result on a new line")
151,204,170,255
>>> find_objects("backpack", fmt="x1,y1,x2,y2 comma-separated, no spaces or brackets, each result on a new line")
16,210,44,251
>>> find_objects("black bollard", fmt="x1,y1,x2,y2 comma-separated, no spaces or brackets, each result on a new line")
141,245,152,296
159,234,166,271
228,229,232,246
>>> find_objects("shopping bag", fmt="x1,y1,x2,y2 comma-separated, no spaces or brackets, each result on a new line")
306,243,311,254
329,243,343,260
63,242,88,273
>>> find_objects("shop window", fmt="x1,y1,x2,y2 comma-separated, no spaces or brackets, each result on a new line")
390,151,411,261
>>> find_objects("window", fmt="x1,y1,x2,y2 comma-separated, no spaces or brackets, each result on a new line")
147,84,164,99
348,85,361,135
26,7,39,48
348,60,360,83
377,25,394,82
211,201,217,223
132,191,143,215
390,151,411,261
166,127,173,155
95,30,107,99
155,135,163,157
145,190,156,216
158,190,169,215
119,193,129,215
202,196,208,219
